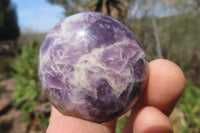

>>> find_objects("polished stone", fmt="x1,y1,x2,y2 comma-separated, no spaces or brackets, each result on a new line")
38,12,148,123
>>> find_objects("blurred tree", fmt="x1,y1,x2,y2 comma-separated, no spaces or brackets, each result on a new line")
0,0,20,40
47,0,130,23
128,0,164,59
47,0,84,16
149,0,163,58
128,0,200,61
163,0,200,14
190,53,200,86
89,0,128,23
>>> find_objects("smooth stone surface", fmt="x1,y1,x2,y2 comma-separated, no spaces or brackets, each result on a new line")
38,12,148,123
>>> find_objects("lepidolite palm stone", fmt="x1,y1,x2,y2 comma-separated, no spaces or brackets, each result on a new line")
38,12,148,123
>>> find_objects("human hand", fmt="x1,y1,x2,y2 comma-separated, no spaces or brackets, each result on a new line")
46,59,185,133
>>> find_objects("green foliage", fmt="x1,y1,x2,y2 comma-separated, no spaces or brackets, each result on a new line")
21,114,31,122
159,13,200,67
183,62,191,74
0,56,13,79
129,12,200,68
41,116,50,127
177,82,200,133
11,42,41,114
116,117,127,133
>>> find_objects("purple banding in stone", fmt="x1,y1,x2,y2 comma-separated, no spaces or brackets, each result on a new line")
38,12,148,123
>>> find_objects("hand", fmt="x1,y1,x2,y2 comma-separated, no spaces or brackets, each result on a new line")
46,59,185,133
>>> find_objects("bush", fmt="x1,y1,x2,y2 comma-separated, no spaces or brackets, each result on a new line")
0,56,14,79
177,82,200,133
11,42,41,114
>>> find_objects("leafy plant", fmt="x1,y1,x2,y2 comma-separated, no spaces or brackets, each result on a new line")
11,42,41,114
41,116,50,127
177,82,200,133
0,56,14,79
116,117,127,133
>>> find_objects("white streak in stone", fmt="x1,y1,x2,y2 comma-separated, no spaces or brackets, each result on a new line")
72,40,144,97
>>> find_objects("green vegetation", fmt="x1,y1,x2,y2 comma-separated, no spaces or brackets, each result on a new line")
11,42,41,114
130,13,200,67
0,56,13,79
116,117,127,133
41,116,50,127
177,82,200,133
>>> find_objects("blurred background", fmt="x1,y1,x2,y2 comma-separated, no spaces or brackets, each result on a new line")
0,0,199,133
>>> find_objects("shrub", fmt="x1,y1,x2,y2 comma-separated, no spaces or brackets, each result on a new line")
11,42,41,114
177,82,200,133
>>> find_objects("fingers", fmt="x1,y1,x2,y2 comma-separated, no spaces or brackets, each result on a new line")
49,106,116,133
133,106,173,133
47,107,111,133
143,59,185,115
49,106,63,123
122,59,185,133
103,119,117,133
48,59,185,133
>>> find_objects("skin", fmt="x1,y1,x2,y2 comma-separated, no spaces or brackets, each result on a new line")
46,59,185,133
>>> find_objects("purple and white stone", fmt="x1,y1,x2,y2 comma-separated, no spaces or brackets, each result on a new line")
38,12,148,123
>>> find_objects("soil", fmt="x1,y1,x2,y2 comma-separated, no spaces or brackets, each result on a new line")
0,77,51,133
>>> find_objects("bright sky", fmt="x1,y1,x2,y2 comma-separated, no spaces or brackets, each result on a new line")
11,0,175,33
12,0,65,33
